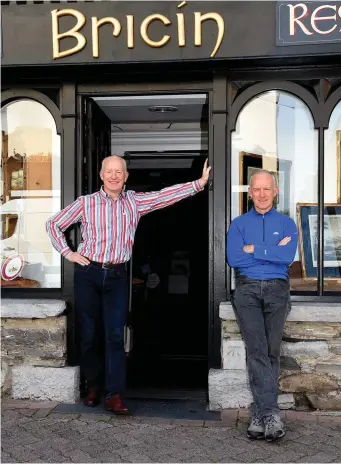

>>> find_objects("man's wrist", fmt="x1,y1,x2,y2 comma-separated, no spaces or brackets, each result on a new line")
193,179,204,191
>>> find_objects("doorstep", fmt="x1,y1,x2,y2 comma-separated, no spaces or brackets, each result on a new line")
2,398,341,427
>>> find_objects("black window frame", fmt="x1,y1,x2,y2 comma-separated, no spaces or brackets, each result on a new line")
226,79,341,301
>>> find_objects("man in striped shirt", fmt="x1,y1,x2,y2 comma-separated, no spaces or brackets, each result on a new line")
46,155,211,415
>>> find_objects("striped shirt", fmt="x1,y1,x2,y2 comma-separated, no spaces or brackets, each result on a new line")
46,180,203,263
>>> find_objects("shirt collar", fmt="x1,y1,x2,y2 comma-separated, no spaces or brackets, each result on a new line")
100,186,124,201
251,206,275,216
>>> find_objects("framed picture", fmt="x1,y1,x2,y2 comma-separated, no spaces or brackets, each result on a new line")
337,130,341,203
239,152,292,215
296,203,341,280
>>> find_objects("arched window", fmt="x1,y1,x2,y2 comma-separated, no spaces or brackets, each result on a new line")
231,90,318,292
1,99,61,288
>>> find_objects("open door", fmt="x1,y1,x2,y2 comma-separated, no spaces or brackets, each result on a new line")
82,98,111,195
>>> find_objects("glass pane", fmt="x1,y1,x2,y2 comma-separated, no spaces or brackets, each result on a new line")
1,100,61,288
231,90,318,292
324,99,341,291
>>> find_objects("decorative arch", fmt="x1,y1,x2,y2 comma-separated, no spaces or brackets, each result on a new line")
230,81,319,131
325,85,341,128
1,89,62,134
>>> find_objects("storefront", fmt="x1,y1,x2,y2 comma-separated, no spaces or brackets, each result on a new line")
1,1,341,408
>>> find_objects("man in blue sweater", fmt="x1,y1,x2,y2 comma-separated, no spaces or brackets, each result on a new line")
227,170,298,442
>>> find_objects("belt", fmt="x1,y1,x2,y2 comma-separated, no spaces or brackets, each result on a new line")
89,260,126,270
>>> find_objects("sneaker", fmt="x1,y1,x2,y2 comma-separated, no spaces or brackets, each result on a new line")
247,412,265,440
264,414,285,441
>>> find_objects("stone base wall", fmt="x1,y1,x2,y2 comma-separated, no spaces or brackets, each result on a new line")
209,303,341,411
1,299,79,403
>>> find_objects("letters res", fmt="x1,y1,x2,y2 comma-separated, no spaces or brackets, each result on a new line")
288,3,341,36
51,2,225,60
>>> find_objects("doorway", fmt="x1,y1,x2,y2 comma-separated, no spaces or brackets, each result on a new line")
81,93,210,397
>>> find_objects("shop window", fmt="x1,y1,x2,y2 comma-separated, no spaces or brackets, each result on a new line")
324,99,341,291
1,99,61,288
231,90,318,292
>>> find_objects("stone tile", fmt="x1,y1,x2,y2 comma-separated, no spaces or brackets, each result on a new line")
1,452,16,463
155,454,185,463
97,452,129,463
68,449,95,463
296,452,337,463
222,340,247,369
221,409,238,426
209,369,252,409
2,299,66,318
33,408,54,418
12,365,80,403
285,410,318,422
3,401,341,464
317,415,341,424
18,408,38,417
79,413,111,422
2,399,59,409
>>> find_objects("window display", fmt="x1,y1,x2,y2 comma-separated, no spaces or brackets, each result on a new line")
1,99,61,288
231,90,318,291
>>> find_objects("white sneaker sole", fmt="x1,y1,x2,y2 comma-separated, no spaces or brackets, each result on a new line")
247,431,265,440
265,430,286,442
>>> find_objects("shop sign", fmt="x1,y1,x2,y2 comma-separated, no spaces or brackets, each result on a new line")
277,1,341,45
51,2,225,60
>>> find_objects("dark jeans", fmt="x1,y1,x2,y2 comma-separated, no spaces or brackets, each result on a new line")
74,263,128,395
232,276,291,418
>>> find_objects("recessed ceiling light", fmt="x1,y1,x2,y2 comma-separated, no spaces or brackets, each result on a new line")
148,105,178,113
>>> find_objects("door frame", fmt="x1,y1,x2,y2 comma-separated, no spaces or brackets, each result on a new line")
75,79,226,373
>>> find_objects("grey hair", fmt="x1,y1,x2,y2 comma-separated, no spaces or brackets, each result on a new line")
100,155,128,173
249,169,278,188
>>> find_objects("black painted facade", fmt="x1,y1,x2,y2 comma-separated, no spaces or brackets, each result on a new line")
1,1,341,372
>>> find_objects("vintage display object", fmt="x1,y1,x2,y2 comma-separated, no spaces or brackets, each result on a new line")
297,203,341,281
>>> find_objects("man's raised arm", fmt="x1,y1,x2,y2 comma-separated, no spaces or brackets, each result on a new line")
134,159,211,216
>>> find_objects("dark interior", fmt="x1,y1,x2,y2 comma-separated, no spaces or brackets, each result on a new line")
125,156,209,396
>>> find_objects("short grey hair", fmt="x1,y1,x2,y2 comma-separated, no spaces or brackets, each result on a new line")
100,155,127,173
249,169,278,188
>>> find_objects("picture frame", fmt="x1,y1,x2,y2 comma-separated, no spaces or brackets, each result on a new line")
239,152,292,215
296,203,341,280
337,130,341,203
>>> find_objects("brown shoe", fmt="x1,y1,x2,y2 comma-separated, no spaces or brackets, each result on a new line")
104,394,130,415
83,387,101,407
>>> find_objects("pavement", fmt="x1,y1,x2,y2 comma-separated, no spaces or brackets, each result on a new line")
2,400,341,463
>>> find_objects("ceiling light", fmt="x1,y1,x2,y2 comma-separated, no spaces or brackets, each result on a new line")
148,105,178,113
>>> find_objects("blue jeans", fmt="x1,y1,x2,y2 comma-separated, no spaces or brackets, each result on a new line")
232,276,290,418
74,263,128,394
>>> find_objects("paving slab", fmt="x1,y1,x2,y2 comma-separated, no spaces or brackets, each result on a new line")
2,402,341,463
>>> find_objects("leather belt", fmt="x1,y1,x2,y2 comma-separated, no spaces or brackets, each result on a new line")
89,260,126,270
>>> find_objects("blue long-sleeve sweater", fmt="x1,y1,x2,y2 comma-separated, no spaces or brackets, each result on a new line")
226,207,298,280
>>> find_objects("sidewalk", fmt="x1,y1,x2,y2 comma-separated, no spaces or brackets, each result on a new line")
2,400,341,463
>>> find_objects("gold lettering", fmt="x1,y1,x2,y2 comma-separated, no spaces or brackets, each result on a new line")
194,12,224,58
311,5,337,35
127,15,134,48
140,14,171,48
51,9,86,59
92,17,121,58
288,3,313,36
177,1,186,47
